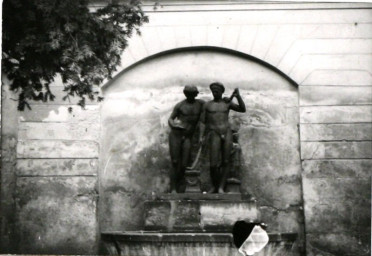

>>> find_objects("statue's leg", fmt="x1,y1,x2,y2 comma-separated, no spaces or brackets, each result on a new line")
169,131,182,193
209,131,221,193
218,129,233,193
179,137,191,192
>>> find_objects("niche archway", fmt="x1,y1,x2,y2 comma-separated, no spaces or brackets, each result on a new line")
99,47,301,235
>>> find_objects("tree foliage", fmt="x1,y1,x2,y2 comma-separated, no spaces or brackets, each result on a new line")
2,0,148,110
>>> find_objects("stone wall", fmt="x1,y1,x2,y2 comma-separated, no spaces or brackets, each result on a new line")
1,78,100,254
1,76,19,252
1,1,371,255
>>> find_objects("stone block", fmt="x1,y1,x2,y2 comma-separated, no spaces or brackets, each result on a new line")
190,26,208,46
302,159,372,179
300,86,372,106
200,201,259,231
19,105,99,123
18,122,100,141
303,177,370,234
17,140,99,158
207,25,224,47
302,23,372,39
250,25,278,60
173,26,192,48
282,39,372,74
173,201,201,230
290,54,372,84
304,200,370,233
236,25,259,54
300,105,372,124
17,159,98,176
144,201,171,231
303,178,370,202
126,34,148,62
266,25,302,66
306,233,370,256
15,177,98,254
300,123,372,141
301,141,372,159
140,27,163,55
156,26,177,50
301,69,372,86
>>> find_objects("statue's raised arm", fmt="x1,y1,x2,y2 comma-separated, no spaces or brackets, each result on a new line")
229,88,246,113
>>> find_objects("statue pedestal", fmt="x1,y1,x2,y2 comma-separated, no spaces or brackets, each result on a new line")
225,178,241,193
144,194,257,232
101,193,300,255
184,169,201,193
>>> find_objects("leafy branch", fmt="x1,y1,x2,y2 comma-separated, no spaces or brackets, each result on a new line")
2,0,148,110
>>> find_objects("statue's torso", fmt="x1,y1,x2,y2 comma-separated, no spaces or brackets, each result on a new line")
177,100,203,135
205,100,230,134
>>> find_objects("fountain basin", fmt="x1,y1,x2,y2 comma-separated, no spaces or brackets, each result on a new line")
101,231,299,256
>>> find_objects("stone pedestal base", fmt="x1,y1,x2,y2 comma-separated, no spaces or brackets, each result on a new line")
184,169,201,193
144,194,258,232
225,178,241,193
101,232,299,256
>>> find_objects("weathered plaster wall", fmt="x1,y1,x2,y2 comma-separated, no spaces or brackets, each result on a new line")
1,1,371,255
100,50,302,244
1,76,101,253
15,97,100,254
1,76,19,252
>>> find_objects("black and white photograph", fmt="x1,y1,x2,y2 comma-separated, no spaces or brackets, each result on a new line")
1,0,371,255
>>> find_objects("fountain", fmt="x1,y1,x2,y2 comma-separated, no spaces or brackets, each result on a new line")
101,85,299,255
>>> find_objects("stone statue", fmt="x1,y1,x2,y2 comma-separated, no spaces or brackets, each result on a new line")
168,85,204,193
199,82,246,193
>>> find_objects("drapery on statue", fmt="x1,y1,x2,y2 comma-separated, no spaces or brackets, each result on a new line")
199,82,246,193
168,85,204,193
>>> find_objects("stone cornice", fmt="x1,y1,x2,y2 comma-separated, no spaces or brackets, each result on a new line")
89,1,372,12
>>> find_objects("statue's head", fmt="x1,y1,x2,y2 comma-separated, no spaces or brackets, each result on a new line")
210,82,225,99
183,85,199,99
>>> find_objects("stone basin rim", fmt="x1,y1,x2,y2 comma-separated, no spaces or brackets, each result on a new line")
148,193,256,201
101,231,298,243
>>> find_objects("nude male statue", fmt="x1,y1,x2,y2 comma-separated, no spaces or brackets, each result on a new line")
168,85,204,193
199,82,246,193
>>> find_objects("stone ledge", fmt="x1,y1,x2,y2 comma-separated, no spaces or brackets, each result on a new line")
153,193,254,201
101,231,297,243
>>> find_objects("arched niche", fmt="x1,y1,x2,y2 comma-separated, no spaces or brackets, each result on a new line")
99,47,301,233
